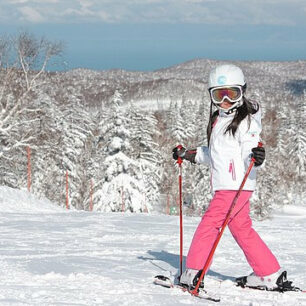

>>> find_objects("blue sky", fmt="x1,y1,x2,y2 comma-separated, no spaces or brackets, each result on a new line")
0,0,305,71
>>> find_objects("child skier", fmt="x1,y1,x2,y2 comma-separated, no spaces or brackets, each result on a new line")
172,64,288,291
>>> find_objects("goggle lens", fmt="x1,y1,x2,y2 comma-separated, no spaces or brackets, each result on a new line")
211,86,242,103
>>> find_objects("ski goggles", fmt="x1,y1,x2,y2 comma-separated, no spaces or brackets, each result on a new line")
209,86,243,104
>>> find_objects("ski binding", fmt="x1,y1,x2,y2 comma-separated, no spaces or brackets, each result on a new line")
154,275,221,302
236,271,303,292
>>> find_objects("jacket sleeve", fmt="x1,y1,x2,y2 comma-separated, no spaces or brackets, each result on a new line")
195,146,210,164
239,107,265,169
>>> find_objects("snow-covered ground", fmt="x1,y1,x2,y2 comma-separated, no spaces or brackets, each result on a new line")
0,186,306,305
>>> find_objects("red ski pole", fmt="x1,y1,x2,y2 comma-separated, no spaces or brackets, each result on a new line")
191,142,263,295
176,145,184,278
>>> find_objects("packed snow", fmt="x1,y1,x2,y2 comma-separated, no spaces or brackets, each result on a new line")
0,186,306,305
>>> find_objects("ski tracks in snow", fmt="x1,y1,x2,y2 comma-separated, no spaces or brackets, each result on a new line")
0,191,306,305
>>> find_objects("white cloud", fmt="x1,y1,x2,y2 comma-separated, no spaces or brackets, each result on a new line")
18,6,44,23
8,0,58,3
0,0,305,26
7,0,29,3
79,0,93,8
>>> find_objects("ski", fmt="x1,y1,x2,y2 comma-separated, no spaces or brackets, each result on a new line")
153,275,221,302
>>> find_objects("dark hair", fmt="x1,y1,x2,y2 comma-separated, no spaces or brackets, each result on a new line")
206,97,259,146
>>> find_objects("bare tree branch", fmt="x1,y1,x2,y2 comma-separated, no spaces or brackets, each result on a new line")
0,31,63,159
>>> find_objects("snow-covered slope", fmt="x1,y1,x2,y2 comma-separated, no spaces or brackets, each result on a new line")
0,187,306,305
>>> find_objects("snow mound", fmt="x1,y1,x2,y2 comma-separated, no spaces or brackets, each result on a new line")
0,186,63,213
273,204,306,218
282,205,306,216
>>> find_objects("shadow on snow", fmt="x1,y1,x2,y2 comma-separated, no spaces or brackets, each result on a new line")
139,250,236,282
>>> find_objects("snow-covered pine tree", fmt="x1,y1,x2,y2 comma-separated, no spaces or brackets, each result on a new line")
268,94,292,206
59,100,94,209
30,88,94,209
252,161,274,219
180,97,197,141
30,93,65,206
252,102,278,215
94,90,145,212
169,101,186,143
188,100,211,215
275,100,288,155
287,92,306,198
129,105,162,212
79,113,100,211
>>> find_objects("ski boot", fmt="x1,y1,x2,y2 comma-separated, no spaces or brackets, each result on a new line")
236,269,300,292
179,269,204,290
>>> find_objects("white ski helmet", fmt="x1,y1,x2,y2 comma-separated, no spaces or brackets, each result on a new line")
208,64,245,88
208,64,246,113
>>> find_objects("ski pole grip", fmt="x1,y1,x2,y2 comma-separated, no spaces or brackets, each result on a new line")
176,145,183,165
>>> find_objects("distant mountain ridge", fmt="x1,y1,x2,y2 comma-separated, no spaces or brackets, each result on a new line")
47,58,306,109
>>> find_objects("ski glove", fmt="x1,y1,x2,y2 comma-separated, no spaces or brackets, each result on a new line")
251,146,265,167
172,146,197,164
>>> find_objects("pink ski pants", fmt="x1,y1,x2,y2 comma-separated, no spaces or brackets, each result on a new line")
186,190,280,276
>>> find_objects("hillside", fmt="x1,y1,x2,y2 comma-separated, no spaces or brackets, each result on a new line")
50,59,306,109
1,58,305,215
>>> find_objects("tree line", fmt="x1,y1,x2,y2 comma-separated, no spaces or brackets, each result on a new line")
0,32,305,217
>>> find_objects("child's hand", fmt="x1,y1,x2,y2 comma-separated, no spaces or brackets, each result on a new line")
172,146,197,164
251,146,265,166
172,146,186,160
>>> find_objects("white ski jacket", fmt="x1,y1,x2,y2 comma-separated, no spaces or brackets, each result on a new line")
195,107,262,192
